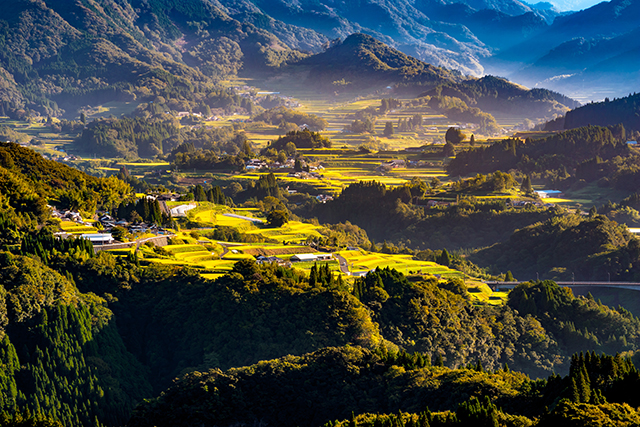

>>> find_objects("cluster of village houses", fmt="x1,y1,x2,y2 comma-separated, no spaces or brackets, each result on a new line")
255,253,333,266
51,206,168,246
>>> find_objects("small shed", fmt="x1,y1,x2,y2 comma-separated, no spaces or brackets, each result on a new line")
290,253,333,262
80,233,114,245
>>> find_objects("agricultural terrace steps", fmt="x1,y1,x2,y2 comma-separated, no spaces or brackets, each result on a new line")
485,281,640,292
222,213,264,223
93,234,173,254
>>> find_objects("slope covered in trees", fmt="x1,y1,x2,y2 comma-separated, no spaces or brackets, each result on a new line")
556,92,640,134
420,75,579,117
128,344,640,427
470,213,640,281
0,142,130,218
447,126,634,190
0,252,151,426
308,180,559,250
288,33,461,92
76,116,250,159
1,186,640,425
0,0,308,117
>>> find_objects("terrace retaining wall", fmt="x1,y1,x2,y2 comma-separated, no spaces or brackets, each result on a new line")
93,234,172,254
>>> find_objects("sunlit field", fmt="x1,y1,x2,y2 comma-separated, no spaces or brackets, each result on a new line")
337,249,463,278
58,221,99,234
467,283,509,305
244,221,323,242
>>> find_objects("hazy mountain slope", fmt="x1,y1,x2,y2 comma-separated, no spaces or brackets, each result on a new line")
413,0,549,50
561,92,640,132
209,0,329,52
498,0,640,64
420,74,579,116
487,0,640,98
214,0,554,75
279,33,462,92
0,0,307,116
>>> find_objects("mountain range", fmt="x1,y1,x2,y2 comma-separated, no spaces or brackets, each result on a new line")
212,0,639,99
0,0,636,120
0,0,579,119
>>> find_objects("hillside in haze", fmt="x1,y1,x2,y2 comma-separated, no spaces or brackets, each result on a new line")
212,0,639,100
488,0,640,99
0,0,580,121
544,92,640,134
0,0,311,117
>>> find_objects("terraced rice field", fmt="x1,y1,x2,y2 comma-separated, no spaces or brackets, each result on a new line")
239,168,411,194
338,249,464,278
58,221,99,234
244,221,323,242
468,283,509,306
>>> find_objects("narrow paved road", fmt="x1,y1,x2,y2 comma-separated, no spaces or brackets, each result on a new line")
333,253,350,275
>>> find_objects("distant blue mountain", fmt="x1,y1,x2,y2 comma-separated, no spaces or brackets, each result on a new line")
489,0,640,99
213,0,564,75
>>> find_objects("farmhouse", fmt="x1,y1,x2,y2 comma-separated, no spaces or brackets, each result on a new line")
80,233,114,245
380,159,406,168
535,190,562,199
245,159,267,169
290,253,333,262
316,194,333,203
255,255,287,265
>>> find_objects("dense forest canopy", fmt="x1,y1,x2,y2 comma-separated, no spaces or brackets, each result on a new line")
0,142,130,218
76,117,249,159
447,125,639,191
546,92,640,134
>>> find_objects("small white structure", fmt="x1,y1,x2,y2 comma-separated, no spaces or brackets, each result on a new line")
256,255,286,265
80,233,114,245
535,190,562,199
316,194,334,203
380,159,406,169
291,253,333,262
170,203,197,217
245,159,267,170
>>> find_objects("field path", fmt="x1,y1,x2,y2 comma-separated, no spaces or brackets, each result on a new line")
216,241,245,259
223,213,264,223
334,253,350,275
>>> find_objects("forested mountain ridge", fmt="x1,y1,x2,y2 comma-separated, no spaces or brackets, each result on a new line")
212,0,562,75
491,0,640,98
286,33,461,92
0,142,131,220
545,92,640,134
0,251,152,426
276,34,577,116
419,74,579,116
129,344,640,427
0,0,309,117
470,213,640,281
447,125,635,191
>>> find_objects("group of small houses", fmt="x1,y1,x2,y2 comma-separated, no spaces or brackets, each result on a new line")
50,193,179,246
245,158,324,173
255,253,333,267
